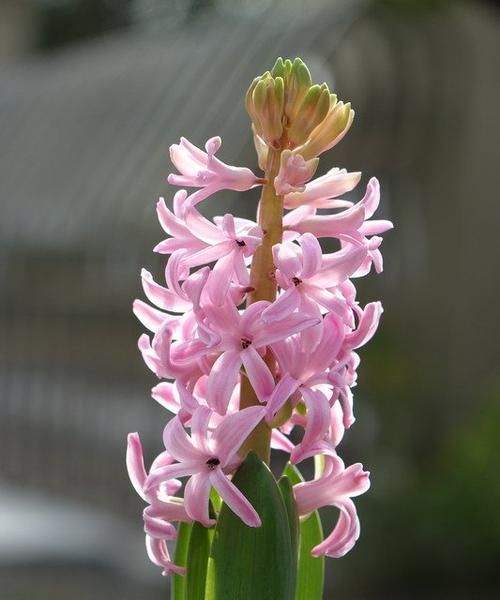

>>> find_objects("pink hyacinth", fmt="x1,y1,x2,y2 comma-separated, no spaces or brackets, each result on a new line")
127,70,392,579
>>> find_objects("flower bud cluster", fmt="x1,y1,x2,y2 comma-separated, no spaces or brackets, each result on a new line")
246,57,353,159
127,60,392,577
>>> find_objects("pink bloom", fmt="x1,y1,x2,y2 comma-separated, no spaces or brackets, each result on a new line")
328,352,360,429
168,136,262,207
171,298,319,415
274,150,319,196
263,233,365,328
285,178,392,243
126,433,188,576
154,194,262,305
266,314,346,462
145,406,266,527
283,167,361,209
294,455,370,558
153,192,208,255
180,212,262,305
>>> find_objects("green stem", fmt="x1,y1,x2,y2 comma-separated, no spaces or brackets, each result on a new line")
239,146,284,464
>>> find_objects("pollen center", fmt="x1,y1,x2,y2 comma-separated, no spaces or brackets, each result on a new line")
292,277,302,286
241,338,252,349
206,457,220,470
236,239,246,247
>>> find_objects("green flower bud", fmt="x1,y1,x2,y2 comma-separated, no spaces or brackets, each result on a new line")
247,73,284,148
284,58,312,123
246,57,354,157
295,101,355,160
287,85,331,147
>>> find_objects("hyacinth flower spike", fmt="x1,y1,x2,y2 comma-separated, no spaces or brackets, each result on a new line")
127,56,392,595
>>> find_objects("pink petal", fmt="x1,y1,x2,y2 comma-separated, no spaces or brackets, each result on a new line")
126,433,147,501
284,169,361,209
346,302,382,349
146,535,186,576
145,462,201,493
360,177,380,219
175,381,200,414
266,373,300,421
240,346,275,402
184,472,215,527
298,233,323,278
138,333,168,378
143,507,178,539
182,241,234,268
313,245,367,287
162,417,205,463
133,299,173,333
141,269,190,312
184,207,223,244
208,251,236,305
311,499,360,558
253,314,320,347
190,406,212,454
261,288,300,323
292,204,365,238
212,405,266,467
206,351,242,415
151,382,181,414
273,242,302,278
291,387,331,464
210,468,261,527
156,195,189,237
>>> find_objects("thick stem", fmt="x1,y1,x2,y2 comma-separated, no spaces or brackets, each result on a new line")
239,146,284,464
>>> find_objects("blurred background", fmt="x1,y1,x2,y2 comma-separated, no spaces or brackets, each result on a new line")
1,0,499,598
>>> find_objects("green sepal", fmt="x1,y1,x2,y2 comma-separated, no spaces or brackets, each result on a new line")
206,452,295,600
283,464,325,600
171,521,192,600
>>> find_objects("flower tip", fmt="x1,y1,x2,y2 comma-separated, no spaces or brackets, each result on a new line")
205,136,222,154
127,431,139,445
248,515,262,528
344,415,356,428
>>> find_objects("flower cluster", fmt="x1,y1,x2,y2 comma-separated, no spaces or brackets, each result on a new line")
127,59,392,577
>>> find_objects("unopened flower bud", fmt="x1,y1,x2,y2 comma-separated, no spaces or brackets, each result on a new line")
252,125,268,171
295,101,354,160
246,72,284,148
274,149,319,195
287,83,331,147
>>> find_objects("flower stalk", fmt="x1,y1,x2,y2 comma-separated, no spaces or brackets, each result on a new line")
239,145,284,463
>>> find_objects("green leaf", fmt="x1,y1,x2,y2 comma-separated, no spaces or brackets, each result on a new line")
283,464,325,600
278,475,299,593
206,452,295,600
210,488,222,513
171,521,192,600
186,520,214,600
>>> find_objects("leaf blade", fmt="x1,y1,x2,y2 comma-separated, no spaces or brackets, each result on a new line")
207,452,295,600
171,521,192,600
186,521,214,600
